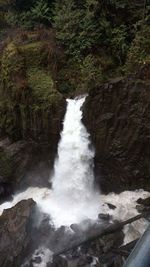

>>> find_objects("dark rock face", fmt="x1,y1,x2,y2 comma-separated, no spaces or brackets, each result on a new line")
136,196,150,216
83,76,150,193
0,139,52,196
0,199,36,267
0,182,13,204
0,94,65,192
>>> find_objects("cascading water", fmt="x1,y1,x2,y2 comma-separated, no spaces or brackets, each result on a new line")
38,96,100,227
0,96,149,254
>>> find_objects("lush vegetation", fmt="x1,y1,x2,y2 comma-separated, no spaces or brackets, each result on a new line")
0,0,149,95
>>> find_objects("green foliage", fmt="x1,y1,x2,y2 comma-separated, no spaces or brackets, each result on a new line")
110,25,129,64
27,67,54,100
54,0,149,55
1,43,25,96
53,0,150,91
0,0,150,98
125,24,150,73
54,0,102,59
20,42,44,67
53,0,83,58
80,55,103,91
0,38,64,140
31,0,51,24
5,10,34,28
4,0,52,28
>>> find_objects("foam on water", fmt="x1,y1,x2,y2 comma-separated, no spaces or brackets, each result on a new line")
0,186,149,244
100,190,150,244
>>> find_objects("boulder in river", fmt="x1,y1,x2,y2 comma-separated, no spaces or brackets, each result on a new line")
0,198,36,267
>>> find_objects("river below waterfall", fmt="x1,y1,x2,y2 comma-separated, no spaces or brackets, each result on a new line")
0,97,149,267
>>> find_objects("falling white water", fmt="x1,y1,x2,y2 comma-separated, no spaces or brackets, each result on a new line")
38,97,101,227
0,96,149,244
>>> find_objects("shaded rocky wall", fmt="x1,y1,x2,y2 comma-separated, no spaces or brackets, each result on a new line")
0,34,66,197
83,71,150,193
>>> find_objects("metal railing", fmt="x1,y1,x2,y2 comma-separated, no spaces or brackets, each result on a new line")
123,224,150,267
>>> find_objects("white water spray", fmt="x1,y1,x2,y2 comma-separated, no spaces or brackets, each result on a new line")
39,97,100,227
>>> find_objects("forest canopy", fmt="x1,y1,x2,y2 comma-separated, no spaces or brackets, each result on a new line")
0,0,149,92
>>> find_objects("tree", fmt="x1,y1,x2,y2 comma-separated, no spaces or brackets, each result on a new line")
31,0,52,24
53,0,101,59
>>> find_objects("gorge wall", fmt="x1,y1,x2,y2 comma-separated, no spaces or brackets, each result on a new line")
0,31,66,195
83,65,150,193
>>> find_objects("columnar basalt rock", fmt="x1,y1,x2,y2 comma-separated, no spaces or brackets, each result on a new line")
83,68,150,193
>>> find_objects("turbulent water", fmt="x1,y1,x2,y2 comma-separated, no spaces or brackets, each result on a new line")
38,97,100,227
0,96,149,247
0,97,100,227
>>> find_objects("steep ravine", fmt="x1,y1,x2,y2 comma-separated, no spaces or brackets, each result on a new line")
0,96,149,267
83,69,150,193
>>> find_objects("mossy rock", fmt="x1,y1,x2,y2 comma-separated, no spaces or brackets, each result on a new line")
1,42,29,101
0,99,22,139
20,42,47,68
27,67,62,106
1,43,25,82
27,67,54,98
0,39,65,141
0,150,13,179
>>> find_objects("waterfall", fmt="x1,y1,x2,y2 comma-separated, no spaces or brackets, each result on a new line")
39,96,100,227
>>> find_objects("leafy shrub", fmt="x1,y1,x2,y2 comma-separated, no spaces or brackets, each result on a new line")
110,25,129,64
80,54,103,91
31,0,51,25
125,25,150,73
5,0,52,29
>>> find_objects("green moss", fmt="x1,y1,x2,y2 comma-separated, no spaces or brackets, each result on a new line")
27,67,63,120
0,39,64,141
2,42,24,77
20,42,46,68
27,67,55,99
1,42,26,97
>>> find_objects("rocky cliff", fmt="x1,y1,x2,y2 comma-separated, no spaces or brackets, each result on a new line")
0,30,66,198
83,65,150,193
0,31,66,142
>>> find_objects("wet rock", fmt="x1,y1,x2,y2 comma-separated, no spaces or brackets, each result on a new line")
137,197,150,206
98,213,111,221
83,73,150,193
70,223,82,234
106,203,116,210
136,196,150,215
52,255,68,267
0,138,58,191
0,198,36,267
0,182,13,204
136,204,150,213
